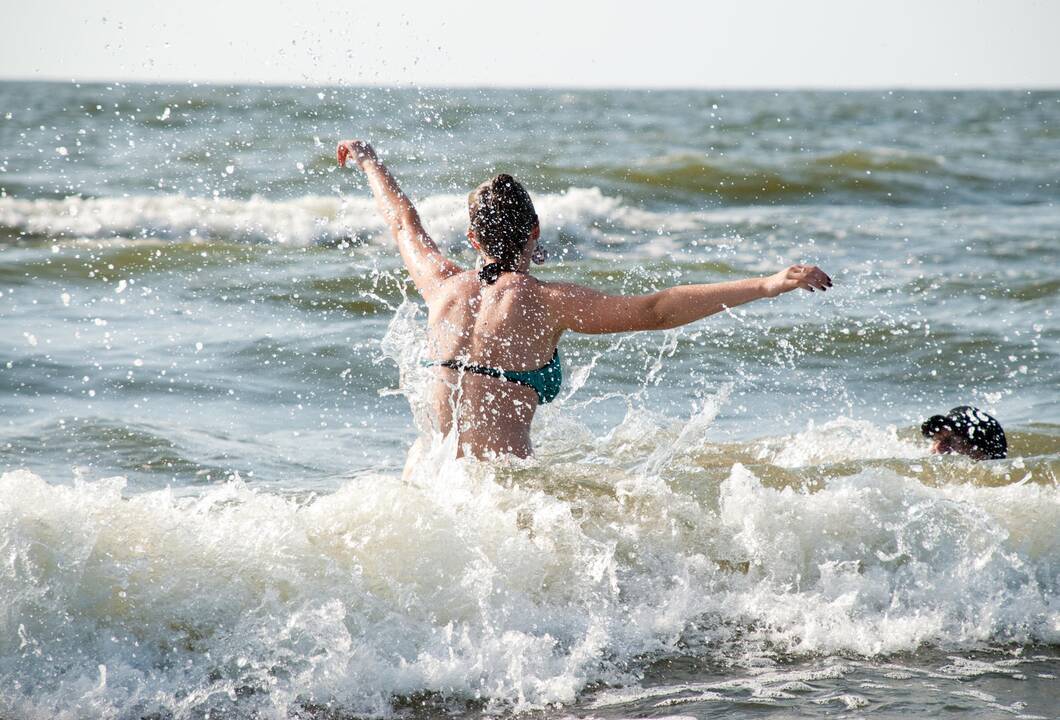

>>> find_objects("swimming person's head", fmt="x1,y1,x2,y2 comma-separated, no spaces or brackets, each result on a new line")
921,406,1007,460
467,174,540,284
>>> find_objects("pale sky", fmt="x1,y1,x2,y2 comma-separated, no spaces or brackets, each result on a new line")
4,0,1059,88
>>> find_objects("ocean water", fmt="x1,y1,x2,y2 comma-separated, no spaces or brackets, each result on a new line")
0,82,1058,718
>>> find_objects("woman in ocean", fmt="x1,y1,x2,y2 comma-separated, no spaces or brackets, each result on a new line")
338,139,833,459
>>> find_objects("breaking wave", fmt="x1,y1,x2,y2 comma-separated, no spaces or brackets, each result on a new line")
2,412,1057,718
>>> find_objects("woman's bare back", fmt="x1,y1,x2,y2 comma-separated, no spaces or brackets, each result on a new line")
425,270,562,457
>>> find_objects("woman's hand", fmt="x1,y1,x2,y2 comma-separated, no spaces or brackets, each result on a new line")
337,139,378,168
762,264,832,297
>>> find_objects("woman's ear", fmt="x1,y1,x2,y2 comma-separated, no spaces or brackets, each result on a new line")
531,223,540,241
467,228,481,252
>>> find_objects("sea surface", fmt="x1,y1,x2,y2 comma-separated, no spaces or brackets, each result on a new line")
0,82,1058,719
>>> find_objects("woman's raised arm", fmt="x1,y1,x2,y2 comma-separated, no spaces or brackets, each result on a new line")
541,265,832,334
337,140,461,301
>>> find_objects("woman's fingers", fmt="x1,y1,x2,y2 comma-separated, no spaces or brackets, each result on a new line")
774,264,834,294
795,269,831,292
795,265,833,290
337,139,377,168
337,140,360,167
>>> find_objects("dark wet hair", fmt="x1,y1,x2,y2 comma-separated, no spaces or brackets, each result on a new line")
921,405,1007,460
468,174,538,284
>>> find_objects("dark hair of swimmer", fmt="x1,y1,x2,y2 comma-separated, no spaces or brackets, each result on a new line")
468,174,538,285
921,406,1007,460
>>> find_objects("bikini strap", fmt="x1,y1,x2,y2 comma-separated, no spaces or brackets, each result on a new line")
436,358,504,379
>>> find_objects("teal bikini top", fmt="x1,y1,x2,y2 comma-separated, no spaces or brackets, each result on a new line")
426,350,563,404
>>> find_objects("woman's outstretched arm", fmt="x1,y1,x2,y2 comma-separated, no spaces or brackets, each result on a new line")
337,140,461,300
542,264,833,334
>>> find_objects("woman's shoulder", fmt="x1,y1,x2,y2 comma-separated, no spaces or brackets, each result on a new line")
529,277,595,302
432,270,559,303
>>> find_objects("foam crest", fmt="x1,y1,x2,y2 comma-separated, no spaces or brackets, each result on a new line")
0,194,364,245
758,417,927,467
0,188,691,250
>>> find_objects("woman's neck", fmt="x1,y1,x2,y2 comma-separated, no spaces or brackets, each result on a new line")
481,254,531,273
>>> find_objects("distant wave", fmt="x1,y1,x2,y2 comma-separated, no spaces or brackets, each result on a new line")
0,194,368,245
0,188,737,248
809,149,945,173
572,148,964,203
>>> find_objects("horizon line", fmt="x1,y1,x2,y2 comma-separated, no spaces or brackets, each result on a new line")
1,75,1058,94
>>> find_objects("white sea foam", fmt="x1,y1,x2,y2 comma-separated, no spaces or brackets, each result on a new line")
2,441,1057,717
0,189,704,251
0,193,382,245
0,189,805,265
758,417,926,467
